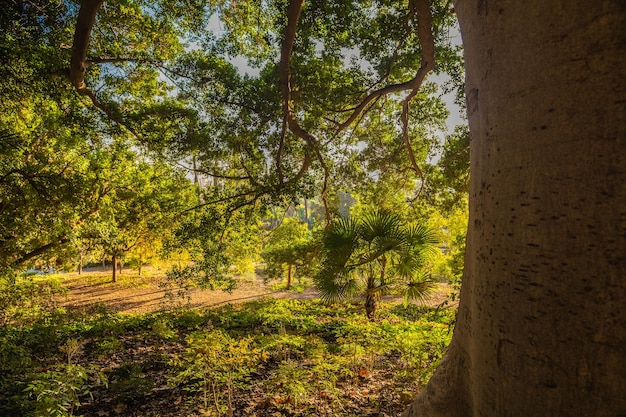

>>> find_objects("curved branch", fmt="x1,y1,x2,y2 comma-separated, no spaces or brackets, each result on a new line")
87,57,194,80
10,238,70,268
370,2,417,90
175,162,252,181
69,0,105,92
401,96,425,201
79,89,141,138
69,1,144,139
401,0,436,201
277,0,323,189
279,0,304,109
336,0,436,132
180,190,260,214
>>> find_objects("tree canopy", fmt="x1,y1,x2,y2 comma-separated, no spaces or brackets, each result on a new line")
1,0,467,280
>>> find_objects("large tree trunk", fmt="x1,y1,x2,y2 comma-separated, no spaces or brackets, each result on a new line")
404,1,626,416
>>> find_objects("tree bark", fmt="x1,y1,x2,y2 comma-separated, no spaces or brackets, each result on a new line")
365,292,376,321
112,254,117,283
404,1,626,416
365,276,377,321
9,238,69,268
286,264,292,290
69,0,105,92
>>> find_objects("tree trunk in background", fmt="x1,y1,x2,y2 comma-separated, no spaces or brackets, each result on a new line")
286,264,292,289
404,1,626,416
112,254,117,283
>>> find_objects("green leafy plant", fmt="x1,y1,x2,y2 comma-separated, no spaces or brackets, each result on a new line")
261,218,319,290
391,324,450,385
315,210,439,320
108,361,154,401
26,364,91,417
264,359,311,409
25,339,107,417
0,273,67,326
151,318,178,342
171,329,259,416
93,337,124,358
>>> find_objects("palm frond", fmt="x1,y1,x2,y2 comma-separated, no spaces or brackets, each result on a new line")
403,274,436,306
313,268,359,303
393,255,424,278
321,216,357,269
316,209,441,317
406,223,440,259
358,209,403,242
364,280,394,299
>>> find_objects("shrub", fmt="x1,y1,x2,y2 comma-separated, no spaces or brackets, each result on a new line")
171,329,259,416
0,273,66,326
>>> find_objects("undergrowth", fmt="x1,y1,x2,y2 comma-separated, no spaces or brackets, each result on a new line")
0,287,455,417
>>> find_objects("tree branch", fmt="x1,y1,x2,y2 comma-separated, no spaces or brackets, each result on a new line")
69,0,105,92
176,162,252,181
69,1,145,140
10,238,70,268
336,0,436,133
276,0,330,195
401,0,435,201
180,190,260,214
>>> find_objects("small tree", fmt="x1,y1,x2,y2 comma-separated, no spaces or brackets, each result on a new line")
262,218,317,289
314,210,439,320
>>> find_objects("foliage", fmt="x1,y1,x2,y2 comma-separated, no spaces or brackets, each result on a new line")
24,339,107,417
315,209,439,319
79,145,198,282
164,203,264,294
422,125,470,214
107,361,154,402
261,217,319,289
171,329,259,416
25,364,102,417
1,0,466,286
0,1,470,412
427,203,467,292
0,272,66,326
0,287,455,416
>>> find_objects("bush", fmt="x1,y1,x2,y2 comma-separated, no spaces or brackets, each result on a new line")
170,329,260,416
0,273,66,326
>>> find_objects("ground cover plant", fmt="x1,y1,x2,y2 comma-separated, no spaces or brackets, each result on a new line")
0,293,454,417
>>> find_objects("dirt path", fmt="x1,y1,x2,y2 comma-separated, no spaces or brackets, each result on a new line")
58,267,455,315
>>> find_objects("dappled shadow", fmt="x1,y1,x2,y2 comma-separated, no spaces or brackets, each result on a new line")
59,270,455,315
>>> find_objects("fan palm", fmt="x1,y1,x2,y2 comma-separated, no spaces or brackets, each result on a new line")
314,209,439,320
